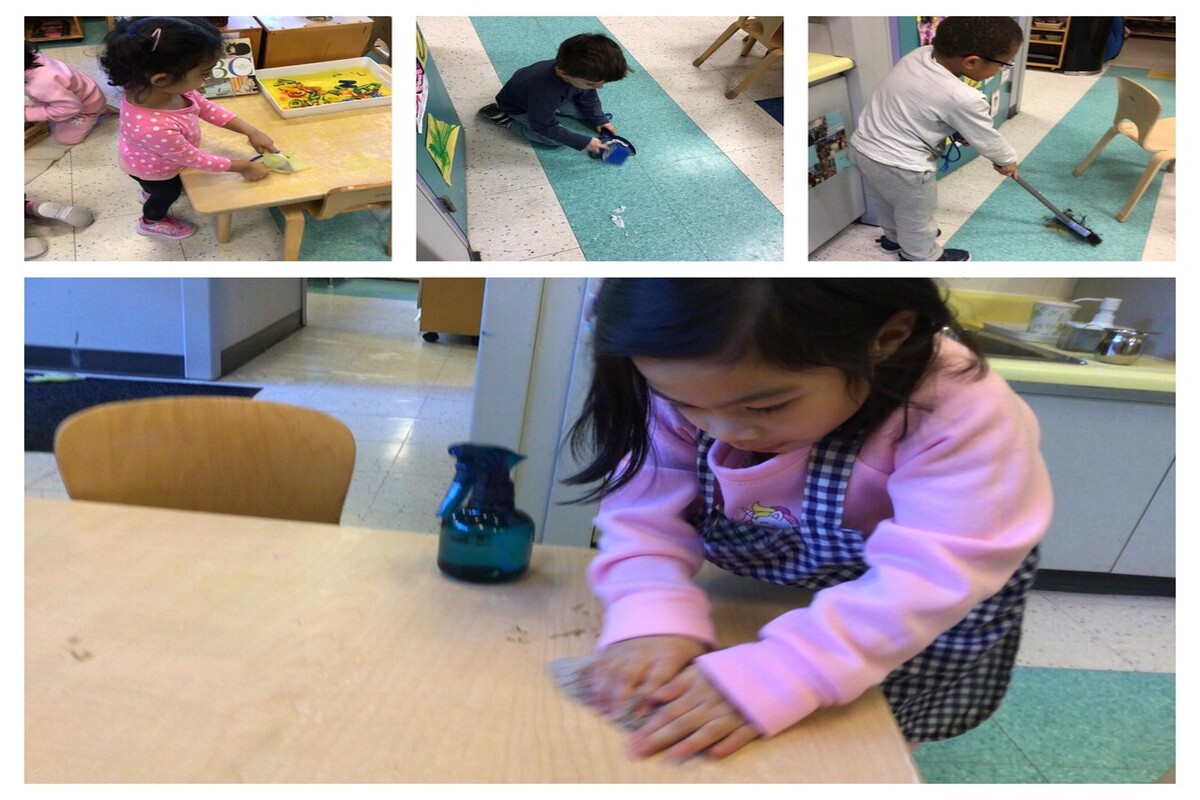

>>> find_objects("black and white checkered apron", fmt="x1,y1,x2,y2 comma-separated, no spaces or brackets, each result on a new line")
693,432,1039,741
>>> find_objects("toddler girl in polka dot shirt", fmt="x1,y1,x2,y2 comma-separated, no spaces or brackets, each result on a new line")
100,17,278,240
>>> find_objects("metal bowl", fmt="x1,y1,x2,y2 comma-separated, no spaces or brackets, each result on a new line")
1094,328,1154,365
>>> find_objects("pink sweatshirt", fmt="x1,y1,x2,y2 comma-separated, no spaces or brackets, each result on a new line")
24,54,108,122
117,90,236,180
588,338,1052,738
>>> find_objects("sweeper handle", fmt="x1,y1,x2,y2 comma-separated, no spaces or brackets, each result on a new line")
1010,174,1066,218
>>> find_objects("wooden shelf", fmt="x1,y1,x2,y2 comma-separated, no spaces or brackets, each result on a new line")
1126,16,1175,40
26,16,83,43
1027,17,1070,70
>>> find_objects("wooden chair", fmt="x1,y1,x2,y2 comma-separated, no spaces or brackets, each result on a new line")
369,15,391,65
1072,76,1176,222
278,182,391,261
692,16,784,99
54,396,356,524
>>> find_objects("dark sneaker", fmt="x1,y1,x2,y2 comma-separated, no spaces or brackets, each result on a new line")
899,248,971,261
478,103,513,128
878,229,941,253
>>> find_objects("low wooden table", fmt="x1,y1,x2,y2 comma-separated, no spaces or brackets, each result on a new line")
25,498,919,783
179,91,390,249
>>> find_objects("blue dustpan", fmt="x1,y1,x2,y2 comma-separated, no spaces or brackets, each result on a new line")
598,133,636,165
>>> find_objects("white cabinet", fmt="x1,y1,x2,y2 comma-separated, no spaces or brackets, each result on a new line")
1017,388,1174,577
1113,461,1175,577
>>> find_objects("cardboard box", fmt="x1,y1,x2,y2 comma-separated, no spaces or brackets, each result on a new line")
256,16,373,68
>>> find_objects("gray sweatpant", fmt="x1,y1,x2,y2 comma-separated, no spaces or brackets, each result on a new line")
850,145,941,261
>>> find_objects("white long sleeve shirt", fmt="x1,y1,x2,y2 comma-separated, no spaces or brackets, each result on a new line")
851,45,1017,171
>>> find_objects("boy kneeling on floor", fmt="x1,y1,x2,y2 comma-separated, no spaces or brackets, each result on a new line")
479,33,631,158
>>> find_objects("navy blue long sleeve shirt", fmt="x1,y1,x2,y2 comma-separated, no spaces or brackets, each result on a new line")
495,59,608,150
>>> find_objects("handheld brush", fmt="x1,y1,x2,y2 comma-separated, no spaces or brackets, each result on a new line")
1010,174,1102,246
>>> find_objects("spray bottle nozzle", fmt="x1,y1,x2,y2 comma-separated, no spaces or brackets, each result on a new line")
437,443,525,518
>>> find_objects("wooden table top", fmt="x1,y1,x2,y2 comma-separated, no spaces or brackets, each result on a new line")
179,90,391,214
25,498,919,783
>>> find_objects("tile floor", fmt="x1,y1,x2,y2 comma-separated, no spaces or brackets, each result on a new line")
417,16,784,261
23,287,1175,782
24,24,391,262
810,36,1176,261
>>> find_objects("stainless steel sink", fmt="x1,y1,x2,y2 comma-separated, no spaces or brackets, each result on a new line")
965,330,1089,365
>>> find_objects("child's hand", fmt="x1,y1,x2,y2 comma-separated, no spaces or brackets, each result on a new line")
596,121,617,136
240,160,270,182
247,130,279,155
995,161,1019,178
627,664,759,761
588,635,708,720
585,137,610,154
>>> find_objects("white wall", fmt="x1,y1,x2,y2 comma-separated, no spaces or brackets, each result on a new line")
25,278,186,355
24,278,307,380
471,278,598,547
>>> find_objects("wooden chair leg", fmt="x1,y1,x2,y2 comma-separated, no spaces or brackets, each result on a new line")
693,21,742,67
280,206,306,260
740,34,757,57
726,48,782,100
1116,152,1171,222
1073,128,1119,176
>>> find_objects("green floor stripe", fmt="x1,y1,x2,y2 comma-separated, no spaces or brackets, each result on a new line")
947,67,1174,261
268,208,391,262
914,667,1175,783
470,16,783,261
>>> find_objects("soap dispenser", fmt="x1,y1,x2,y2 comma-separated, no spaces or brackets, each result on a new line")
1058,297,1122,352
437,443,535,583
1077,296,1121,328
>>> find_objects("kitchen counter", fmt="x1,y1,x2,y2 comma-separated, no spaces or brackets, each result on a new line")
809,53,855,84
948,290,1175,397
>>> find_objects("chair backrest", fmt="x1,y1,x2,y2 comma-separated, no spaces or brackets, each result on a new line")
54,396,356,524
315,182,392,219
751,16,784,48
1114,76,1163,147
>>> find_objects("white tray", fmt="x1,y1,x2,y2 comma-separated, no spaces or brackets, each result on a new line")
256,57,392,119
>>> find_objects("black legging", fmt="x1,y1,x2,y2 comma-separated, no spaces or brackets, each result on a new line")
131,175,183,221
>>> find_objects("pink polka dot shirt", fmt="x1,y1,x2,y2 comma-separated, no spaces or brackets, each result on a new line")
118,90,235,180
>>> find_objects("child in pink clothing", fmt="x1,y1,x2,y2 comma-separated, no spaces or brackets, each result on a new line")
25,42,109,145
99,17,277,240
564,279,1051,760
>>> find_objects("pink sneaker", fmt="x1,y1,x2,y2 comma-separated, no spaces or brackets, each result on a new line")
137,215,196,239
138,190,151,204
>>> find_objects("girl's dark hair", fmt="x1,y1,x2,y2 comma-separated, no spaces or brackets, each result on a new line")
98,17,222,97
932,17,1024,61
25,41,41,72
556,34,632,82
564,279,985,503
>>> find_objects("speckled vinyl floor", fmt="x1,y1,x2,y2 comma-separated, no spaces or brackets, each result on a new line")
811,37,1175,262
417,16,784,261
24,29,390,262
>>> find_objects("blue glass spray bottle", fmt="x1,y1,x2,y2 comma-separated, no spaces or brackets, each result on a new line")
436,443,535,583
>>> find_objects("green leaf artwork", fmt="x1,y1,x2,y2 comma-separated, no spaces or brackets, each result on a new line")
424,113,460,185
